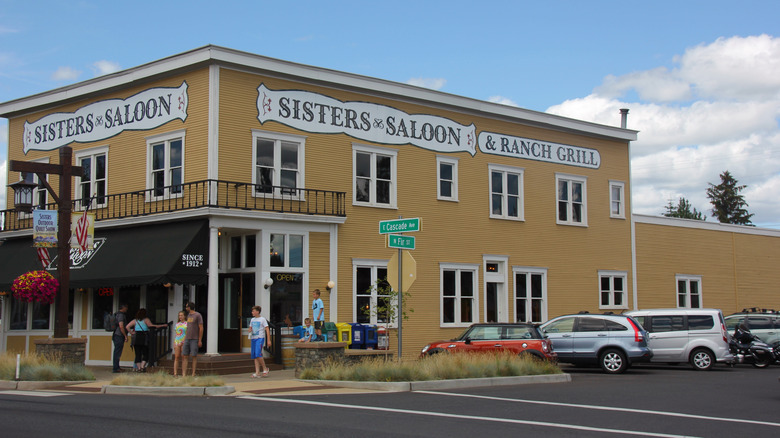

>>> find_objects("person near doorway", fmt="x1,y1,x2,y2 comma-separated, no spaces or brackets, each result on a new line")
173,311,187,377
112,304,129,373
126,308,166,372
182,301,204,376
312,289,325,341
249,305,271,377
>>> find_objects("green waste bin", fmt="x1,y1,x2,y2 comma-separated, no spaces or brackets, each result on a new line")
323,322,337,343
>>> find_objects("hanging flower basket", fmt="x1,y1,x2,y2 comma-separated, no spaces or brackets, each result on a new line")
12,270,59,304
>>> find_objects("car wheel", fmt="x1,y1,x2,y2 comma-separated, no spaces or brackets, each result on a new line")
689,348,714,371
600,349,628,374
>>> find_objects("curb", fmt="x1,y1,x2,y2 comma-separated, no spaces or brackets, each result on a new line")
302,373,571,392
101,385,236,396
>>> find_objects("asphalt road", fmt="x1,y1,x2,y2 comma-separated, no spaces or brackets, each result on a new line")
1,364,778,437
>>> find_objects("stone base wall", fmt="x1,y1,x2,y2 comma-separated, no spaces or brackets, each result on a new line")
294,343,394,378
34,337,87,365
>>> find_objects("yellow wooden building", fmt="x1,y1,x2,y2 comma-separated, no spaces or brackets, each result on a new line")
0,46,777,363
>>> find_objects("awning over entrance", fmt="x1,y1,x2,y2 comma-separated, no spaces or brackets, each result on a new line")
0,220,209,290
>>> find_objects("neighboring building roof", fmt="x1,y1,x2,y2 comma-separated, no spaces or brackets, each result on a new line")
633,214,780,237
0,45,637,143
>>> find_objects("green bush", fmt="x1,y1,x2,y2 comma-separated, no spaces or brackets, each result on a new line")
0,352,95,381
301,352,561,382
110,372,224,387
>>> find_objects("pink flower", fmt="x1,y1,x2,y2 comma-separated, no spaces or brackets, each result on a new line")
12,271,59,304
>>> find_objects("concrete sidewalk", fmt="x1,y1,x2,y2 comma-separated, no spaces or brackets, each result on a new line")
2,366,570,396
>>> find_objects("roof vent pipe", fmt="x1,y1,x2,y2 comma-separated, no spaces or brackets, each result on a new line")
620,108,629,129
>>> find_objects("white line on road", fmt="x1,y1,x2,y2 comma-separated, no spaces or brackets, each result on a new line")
417,391,780,428
0,390,69,397
239,395,697,437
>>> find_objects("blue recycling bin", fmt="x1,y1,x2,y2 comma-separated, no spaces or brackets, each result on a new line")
364,324,378,350
349,323,366,349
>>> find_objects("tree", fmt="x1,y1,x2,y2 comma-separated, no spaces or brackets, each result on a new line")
362,278,414,348
706,170,754,226
663,197,705,220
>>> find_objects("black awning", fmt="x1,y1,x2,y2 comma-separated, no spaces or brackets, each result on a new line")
0,219,209,290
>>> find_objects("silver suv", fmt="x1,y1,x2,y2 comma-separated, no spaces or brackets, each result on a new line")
626,308,733,370
540,313,652,374
724,308,780,346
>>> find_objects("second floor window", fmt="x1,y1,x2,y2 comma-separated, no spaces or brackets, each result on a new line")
253,131,305,196
557,173,587,226
353,144,397,208
147,131,184,198
490,164,523,220
76,147,107,209
610,181,625,219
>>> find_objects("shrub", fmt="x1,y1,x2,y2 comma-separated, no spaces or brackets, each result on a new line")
0,352,95,381
110,372,224,387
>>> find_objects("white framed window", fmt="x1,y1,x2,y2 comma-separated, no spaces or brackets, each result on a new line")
610,180,625,219
75,145,108,210
252,130,306,197
146,130,184,199
489,164,524,220
353,144,397,208
352,259,393,326
556,173,587,226
269,233,304,268
599,270,628,309
441,263,479,327
514,267,547,323
437,155,459,201
676,275,702,308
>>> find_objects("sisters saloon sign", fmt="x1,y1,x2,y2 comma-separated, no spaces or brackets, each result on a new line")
257,84,477,155
23,82,189,153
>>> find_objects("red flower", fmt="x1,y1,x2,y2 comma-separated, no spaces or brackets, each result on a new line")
12,271,59,304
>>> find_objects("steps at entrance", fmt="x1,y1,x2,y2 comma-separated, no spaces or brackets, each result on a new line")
151,353,284,376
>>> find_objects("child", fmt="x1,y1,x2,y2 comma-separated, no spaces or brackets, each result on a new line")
173,311,187,377
298,317,314,342
249,305,271,378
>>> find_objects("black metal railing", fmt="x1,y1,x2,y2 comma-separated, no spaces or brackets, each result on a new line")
266,322,282,364
148,321,173,367
1,179,346,232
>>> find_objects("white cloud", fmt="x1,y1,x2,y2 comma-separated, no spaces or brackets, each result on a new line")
488,95,519,107
406,77,446,90
547,35,780,228
91,60,120,77
51,66,81,81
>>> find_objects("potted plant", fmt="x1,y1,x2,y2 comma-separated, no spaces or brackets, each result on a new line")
12,270,59,304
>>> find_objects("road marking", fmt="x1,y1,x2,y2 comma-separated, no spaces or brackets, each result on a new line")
0,390,69,397
239,395,696,437
417,391,780,428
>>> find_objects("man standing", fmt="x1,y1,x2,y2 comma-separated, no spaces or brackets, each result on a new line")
112,304,129,373
182,301,204,376
312,289,325,341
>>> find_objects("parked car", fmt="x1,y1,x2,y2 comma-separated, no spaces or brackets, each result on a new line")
420,323,556,361
724,308,780,346
540,313,652,374
625,308,733,370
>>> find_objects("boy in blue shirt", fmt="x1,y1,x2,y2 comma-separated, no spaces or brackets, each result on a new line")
298,317,314,342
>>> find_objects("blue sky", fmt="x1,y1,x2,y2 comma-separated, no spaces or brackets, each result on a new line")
2,1,780,227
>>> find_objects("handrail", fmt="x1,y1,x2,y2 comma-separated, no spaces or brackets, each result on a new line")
1,179,346,232
266,322,282,364
148,321,173,367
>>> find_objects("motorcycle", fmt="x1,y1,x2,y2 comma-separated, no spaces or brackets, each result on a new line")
729,326,776,368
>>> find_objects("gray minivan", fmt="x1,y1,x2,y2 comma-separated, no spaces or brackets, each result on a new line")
626,308,733,370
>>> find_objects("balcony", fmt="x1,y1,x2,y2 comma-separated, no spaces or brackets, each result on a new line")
1,179,346,232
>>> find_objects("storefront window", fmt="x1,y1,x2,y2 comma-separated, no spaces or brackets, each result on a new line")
246,235,256,268
269,272,303,326
270,234,285,267
289,235,303,268
92,288,114,330
31,302,51,330
119,286,141,322
146,285,169,324
9,299,27,330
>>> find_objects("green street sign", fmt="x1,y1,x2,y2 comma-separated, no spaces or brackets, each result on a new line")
379,217,421,234
388,234,415,250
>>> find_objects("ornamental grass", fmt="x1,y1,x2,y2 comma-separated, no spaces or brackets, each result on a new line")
0,351,94,381
110,372,224,387
299,351,562,382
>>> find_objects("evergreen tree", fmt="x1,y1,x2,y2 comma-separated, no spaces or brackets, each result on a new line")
705,171,754,226
663,197,705,220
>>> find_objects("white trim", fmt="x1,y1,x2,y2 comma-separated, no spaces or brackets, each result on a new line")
675,274,703,309
208,65,219,181
0,46,637,143
488,163,524,221
598,270,629,310
633,214,780,237
436,155,459,202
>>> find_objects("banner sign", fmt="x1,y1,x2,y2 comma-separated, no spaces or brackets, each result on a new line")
478,131,601,169
257,84,477,156
70,212,95,250
23,82,189,153
33,210,58,247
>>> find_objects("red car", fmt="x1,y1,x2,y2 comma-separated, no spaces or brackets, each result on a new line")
420,323,556,361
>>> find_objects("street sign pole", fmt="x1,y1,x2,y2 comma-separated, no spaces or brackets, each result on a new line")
397,216,403,359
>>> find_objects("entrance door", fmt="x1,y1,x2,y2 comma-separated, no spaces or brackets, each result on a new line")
218,273,248,353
